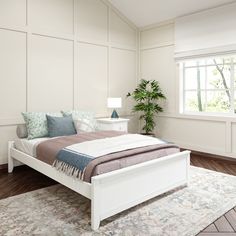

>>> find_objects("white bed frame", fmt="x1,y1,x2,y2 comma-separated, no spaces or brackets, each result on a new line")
8,141,190,230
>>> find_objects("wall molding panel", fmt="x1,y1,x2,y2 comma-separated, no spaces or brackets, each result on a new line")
0,0,138,164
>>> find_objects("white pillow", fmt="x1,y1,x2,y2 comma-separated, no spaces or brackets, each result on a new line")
61,110,97,133
74,118,95,133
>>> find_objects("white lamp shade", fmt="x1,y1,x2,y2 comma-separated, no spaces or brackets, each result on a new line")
107,97,122,108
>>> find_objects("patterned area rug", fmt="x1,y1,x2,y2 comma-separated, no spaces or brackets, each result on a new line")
0,167,236,236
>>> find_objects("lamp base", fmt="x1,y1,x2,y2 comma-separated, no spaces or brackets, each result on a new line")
111,109,119,119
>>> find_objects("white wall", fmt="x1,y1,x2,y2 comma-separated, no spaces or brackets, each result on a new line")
0,0,139,165
140,22,236,159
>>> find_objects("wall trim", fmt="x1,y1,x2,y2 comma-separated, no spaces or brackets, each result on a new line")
159,113,236,123
176,141,236,159
182,149,236,164
140,42,174,51
0,164,7,170
101,0,137,30
139,20,174,31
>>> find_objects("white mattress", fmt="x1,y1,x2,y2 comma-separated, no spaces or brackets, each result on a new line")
14,137,50,157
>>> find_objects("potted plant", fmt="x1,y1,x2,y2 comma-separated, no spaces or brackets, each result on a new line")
127,79,166,135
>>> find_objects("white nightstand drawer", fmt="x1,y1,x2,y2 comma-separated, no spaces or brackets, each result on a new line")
96,118,129,132
114,122,127,132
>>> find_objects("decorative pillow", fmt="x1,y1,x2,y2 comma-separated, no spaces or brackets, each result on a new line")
16,124,28,139
61,110,97,133
74,118,96,133
21,112,62,140
46,114,76,138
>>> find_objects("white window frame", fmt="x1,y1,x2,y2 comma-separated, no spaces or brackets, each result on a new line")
181,57,236,116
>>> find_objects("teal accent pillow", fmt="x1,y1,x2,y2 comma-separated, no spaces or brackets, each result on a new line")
46,114,76,137
22,112,62,139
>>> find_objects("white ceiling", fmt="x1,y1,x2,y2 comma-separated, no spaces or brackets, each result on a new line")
109,0,236,28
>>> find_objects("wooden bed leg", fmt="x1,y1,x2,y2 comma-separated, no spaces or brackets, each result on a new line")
8,141,14,173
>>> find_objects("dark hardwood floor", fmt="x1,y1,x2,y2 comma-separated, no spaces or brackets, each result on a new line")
191,153,236,176
0,152,236,235
0,165,57,200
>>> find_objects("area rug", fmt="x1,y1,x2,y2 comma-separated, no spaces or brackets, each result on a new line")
0,167,236,236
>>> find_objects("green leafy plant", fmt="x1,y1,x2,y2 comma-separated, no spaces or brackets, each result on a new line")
127,79,166,134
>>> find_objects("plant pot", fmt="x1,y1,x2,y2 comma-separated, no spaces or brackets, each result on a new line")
140,133,156,137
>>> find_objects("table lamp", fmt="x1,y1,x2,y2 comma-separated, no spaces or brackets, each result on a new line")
107,97,122,118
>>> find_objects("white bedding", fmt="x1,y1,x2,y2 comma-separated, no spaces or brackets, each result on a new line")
66,134,165,157
14,137,50,157
14,134,165,159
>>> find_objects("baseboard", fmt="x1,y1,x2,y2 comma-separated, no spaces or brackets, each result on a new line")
0,162,24,171
181,148,236,164
0,164,7,170
177,142,236,159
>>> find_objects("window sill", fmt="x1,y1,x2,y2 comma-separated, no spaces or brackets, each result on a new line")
159,112,236,123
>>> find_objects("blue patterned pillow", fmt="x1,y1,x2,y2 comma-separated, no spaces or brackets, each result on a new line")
22,112,62,139
46,115,76,137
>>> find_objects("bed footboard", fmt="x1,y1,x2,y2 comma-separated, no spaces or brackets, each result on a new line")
91,150,190,230
8,140,190,231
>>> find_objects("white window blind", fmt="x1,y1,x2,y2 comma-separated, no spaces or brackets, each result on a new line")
175,2,236,61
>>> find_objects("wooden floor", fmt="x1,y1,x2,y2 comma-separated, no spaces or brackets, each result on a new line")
0,165,57,200
0,152,236,235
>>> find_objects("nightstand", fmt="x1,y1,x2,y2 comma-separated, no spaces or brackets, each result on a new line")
96,118,129,132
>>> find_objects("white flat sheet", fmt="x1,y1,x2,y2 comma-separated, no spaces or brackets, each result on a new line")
67,134,165,157
14,137,50,157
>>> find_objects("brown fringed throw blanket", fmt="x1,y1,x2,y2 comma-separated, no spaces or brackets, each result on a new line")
36,131,179,182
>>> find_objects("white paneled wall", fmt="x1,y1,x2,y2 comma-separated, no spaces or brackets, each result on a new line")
29,0,74,34
156,117,226,154
78,43,108,115
140,24,174,49
232,123,236,154
0,30,27,118
110,10,137,48
77,0,108,42
110,48,136,113
140,22,236,159
0,126,18,165
29,35,74,112
0,0,138,164
141,46,176,113
0,0,27,28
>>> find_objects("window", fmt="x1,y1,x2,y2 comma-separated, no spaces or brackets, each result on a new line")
181,56,236,115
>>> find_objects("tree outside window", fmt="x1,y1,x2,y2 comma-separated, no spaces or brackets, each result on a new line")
182,56,236,114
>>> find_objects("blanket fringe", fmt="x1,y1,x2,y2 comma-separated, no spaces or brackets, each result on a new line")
53,160,85,180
